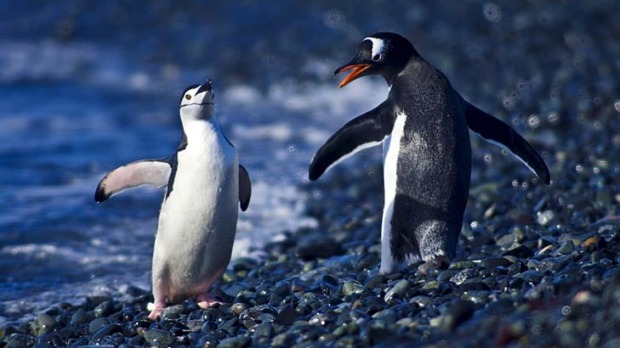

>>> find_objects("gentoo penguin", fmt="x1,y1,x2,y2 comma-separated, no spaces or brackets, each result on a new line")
95,80,251,319
309,32,550,274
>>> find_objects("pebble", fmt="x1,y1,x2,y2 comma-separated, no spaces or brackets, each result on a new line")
450,269,477,286
30,314,56,336
143,328,175,347
3,4,620,348
557,240,575,255
384,279,411,302
342,281,364,296
482,257,511,268
4,334,35,348
88,317,109,335
90,323,123,345
69,308,89,327
93,300,114,318
435,300,475,332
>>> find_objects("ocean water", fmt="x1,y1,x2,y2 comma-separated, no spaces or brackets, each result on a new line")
0,1,612,325
0,1,392,325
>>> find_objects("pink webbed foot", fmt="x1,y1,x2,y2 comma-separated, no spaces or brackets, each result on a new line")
196,292,226,309
148,300,166,320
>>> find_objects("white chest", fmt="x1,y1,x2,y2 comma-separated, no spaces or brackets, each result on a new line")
158,122,239,241
383,112,408,199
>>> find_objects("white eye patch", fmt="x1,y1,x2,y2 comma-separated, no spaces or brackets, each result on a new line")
364,37,385,60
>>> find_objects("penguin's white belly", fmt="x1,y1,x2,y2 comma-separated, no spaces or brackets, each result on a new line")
380,112,407,274
153,145,238,299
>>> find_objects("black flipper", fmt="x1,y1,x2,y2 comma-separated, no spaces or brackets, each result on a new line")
95,159,172,203
465,102,551,184
238,164,251,211
309,101,395,181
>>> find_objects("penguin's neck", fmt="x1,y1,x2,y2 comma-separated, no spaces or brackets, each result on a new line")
180,117,226,150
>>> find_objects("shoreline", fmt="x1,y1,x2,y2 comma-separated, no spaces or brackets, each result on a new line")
2,163,620,347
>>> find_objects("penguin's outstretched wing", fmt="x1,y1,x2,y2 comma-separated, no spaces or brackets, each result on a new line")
238,164,251,211
465,102,551,184
95,159,172,203
309,101,394,181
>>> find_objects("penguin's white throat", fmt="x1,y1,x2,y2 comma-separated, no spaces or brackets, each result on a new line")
180,104,214,122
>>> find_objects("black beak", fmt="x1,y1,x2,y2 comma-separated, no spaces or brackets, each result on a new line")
196,79,212,94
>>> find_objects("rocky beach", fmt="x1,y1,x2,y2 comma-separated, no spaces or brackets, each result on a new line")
2,1,620,347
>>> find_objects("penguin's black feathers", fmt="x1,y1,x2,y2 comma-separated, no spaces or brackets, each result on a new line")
464,101,551,184
309,101,395,181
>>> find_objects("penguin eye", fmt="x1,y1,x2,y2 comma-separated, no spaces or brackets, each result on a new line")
185,94,192,100
372,53,384,62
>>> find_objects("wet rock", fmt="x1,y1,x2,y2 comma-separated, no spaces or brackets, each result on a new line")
69,308,89,327
410,296,434,308
30,314,56,336
557,240,575,255
503,245,534,258
161,303,186,320
90,323,123,345
462,290,489,304
343,280,364,296
219,317,239,335
435,300,475,332
5,333,35,348
231,302,248,316
87,317,109,335
482,257,512,268
364,274,386,290
450,269,477,286
93,300,114,318
219,335,251,348
449,260,477,270
271,332,295,347
274,305,300,325
496,234,517,249
296,235,345,260
143,328,175,347
384,279,411,302
421,281,439,291
253,322,274,342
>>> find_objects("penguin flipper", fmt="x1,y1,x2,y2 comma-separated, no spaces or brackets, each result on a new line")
309,101,394,181
95,159,171,203
238,164,251,211
465,103,551,185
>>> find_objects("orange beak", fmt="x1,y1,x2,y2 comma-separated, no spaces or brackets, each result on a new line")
335,64,371,88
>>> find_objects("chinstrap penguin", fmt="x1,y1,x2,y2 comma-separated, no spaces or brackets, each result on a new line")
95,80,251,319
309,32,550,274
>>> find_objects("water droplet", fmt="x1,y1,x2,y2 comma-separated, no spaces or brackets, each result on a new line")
288,145,296,152
575,164,584,173
323,10,345,29
470,221,479,229
482,2,502,23
484,153,492,163
614,100,620,112
527,115,540,128
502,98,513,110
561,305,571,316
547,111,560,123
512,180,519,187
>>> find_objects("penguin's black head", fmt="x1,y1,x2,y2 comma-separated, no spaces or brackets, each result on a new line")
334,32,418,87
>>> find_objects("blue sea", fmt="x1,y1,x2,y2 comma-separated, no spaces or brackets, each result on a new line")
0,1,610,325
